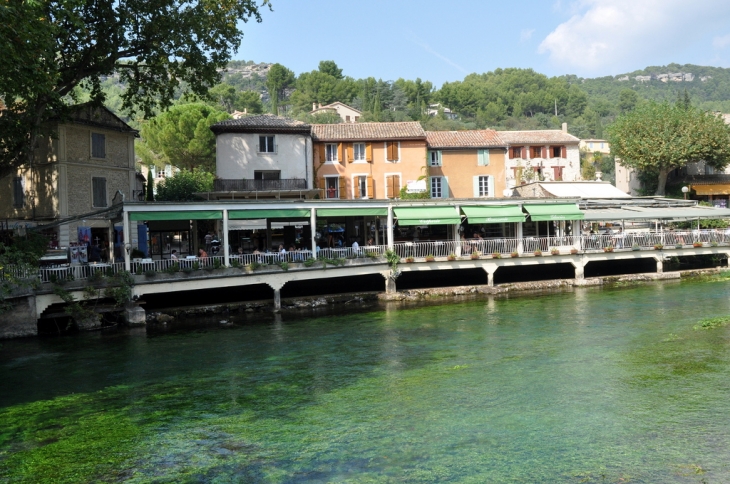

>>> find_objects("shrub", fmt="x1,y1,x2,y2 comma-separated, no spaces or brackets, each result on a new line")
213,258,222,269
164,262,180,274
492,252,501,259
711,241,719,247
303,257,317,267
182,266,193,274
144,269,156,278
192,262,200,270
248,261,261,271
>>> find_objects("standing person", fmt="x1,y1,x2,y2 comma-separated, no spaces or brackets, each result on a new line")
204,231,213,253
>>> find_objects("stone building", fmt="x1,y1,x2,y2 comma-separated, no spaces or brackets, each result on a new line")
0,104,139,249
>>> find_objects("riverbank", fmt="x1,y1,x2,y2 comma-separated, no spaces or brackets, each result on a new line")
143,268,725,325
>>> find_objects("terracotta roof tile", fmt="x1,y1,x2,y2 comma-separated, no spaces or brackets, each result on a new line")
425,130,504,148
498,130,580,144
211,114,310,134
311,122,426,141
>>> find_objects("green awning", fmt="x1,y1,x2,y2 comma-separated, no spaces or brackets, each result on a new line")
524,203,584,221
461,205,525,224
129,210,222,221
229,209,310,219
394,207,461,226
317,208,388,217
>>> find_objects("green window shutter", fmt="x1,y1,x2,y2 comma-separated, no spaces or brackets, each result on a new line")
478,149,490,166
472,176,479,197
437,150,442,165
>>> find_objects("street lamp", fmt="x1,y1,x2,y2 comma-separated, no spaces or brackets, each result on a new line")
681,186,689,200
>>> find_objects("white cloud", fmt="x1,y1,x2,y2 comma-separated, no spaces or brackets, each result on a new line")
520,29,535,42
714,33,730,49
539,0,730,73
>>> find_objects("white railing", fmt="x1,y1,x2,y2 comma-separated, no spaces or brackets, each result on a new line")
13,229,730,284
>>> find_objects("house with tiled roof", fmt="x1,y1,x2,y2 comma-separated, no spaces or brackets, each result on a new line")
309,102,362,123
498,126,581,186
209,114,318,199
311,122,427,200
425,130,507,199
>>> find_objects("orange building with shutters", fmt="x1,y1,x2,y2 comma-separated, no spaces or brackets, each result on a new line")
311,122,428,200
425,130,508,199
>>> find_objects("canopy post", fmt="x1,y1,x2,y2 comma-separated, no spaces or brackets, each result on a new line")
123,210,131,272
310,209,317,258
387,205,394,250
222,209,230,266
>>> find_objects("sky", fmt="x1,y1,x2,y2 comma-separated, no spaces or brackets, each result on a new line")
235,0,730,86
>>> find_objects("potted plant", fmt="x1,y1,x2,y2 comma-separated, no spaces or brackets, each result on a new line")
447,253,456,261
534,250,542,257
631,244,640,251
603,246,614,253
470,251,480,260
570,247,579,255
425,254,436,262
405,256,415,263
654,243,663,250
693,241,703,248
711,241,719,247
510,251,519,258
492,252,502,259
675,243,683,249
550,247,559,256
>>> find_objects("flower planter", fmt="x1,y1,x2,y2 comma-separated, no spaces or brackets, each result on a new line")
534,251,542,257
570,249,579,255
425,257,435,263
470,254,480,260
693,242,703,248
405,257,415,263
603,247,614,253
447,255,456,261
654,245,664,250
550,250,559,256
510,252,519,258
492,253,502,259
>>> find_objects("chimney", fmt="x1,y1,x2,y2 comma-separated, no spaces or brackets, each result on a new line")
561,122,568,133
312,102,316,111
318,103,322,109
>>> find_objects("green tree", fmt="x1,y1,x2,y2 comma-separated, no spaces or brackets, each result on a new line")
155,168,214,201
146,166,155,201
208,84,238,112
318,60,343,80
139,103,230,172
607,101,730,195
266,63,295,115
0,0,267,179
618,89,639,113
235,90,264,114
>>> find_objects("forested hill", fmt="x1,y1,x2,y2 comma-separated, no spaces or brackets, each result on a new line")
98,60,730,140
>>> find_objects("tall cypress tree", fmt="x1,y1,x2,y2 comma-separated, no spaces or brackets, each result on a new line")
146,166,155,201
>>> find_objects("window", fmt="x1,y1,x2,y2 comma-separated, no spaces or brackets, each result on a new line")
475,176,491,197
510,146,524,159
477,149,490,166
354,175,370,199
258,135,276,153
91,133,106,158
431,176,443,198
705,164,715,175
355,116,360,122
325,143,339,162
353,143,366,162
92,177,107,208
386,174,401,199
385,141,399,162
589,142,594,149
531,146,542,158
325,177,339,199
551,146,564,158
429,150,442,166
254,170,281,180
346,115,351,123
12,177,24,208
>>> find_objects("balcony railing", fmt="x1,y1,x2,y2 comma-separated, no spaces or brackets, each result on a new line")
214,178,307,192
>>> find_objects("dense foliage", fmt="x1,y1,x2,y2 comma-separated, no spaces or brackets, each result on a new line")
0,232,48,313
138,103,230,172
607,101,730,195
155,168,215,201
0,0,266,178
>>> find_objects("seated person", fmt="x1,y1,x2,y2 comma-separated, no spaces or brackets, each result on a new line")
171,250,178,260
352,239,359,251
198,248,208,258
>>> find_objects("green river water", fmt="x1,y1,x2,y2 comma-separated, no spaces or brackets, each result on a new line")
2,278,730,483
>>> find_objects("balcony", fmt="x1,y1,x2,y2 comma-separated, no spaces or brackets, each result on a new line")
214,178,307,192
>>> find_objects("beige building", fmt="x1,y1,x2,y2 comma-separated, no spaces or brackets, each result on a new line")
499,128,581,186
312,122,428,200
309,102,362,123
579,139,611,155
425,130,507,199
0,104,139,249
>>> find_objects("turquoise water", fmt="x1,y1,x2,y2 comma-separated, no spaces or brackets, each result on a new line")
2,280,730,482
